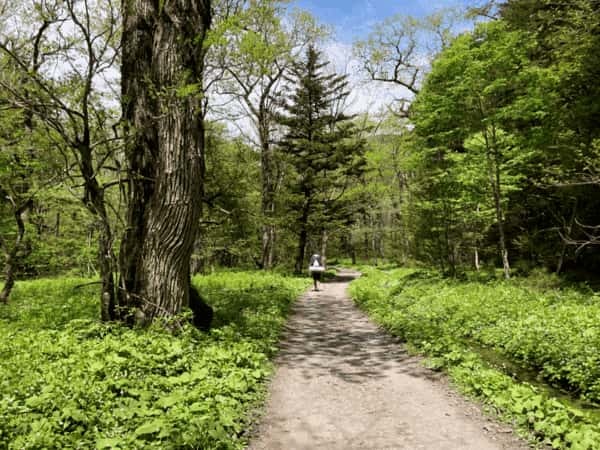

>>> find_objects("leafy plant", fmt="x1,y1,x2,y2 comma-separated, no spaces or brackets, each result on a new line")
350,267,600,448
0,271,310,449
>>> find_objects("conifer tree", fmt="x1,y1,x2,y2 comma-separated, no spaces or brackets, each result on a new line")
277,45,366,272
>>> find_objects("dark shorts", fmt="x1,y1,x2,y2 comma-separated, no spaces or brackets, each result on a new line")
311,271,322,281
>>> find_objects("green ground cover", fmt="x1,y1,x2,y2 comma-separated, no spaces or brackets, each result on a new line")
0,272,310,449
350,268,600,449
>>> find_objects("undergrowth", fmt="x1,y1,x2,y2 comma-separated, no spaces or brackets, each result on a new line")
350,267,600,449
0,272,309,449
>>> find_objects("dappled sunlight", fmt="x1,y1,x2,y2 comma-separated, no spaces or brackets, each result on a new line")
276,273,436,384
249,269,526,450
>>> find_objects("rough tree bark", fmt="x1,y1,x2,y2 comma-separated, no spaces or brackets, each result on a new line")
119,0,212,322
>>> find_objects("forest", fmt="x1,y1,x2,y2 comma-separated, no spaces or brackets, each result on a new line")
1,0,599,448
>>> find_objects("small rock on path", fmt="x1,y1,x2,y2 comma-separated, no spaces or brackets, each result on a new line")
248,269,529,450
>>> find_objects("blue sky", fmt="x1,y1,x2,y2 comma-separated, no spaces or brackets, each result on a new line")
284,0,481,115
292,0,475,41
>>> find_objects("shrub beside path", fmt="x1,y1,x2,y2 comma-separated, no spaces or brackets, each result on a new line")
248,269,529,450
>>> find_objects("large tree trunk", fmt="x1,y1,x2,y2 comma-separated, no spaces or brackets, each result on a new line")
119,0,212,323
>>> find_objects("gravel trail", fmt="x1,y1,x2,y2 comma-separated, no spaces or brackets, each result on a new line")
248,269,529,450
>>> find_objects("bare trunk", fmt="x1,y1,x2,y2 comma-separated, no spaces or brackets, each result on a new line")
0,262,16,304
261,224,275,269
119,1,162,315
295,201,310,273
78,124,117,320
320,229,328,266
556,201,577,275
260,138,276,269
556,243,566,276
98,213,116,321
436,216,446,273
493,179,510,279
55,212,60,237
486,128,510,280
85,188,116,321
295,228,308,274
345,231,357,265
392,170,405,261
119,0,212,323
0,20,45,303
371,216,378,266
0,201,32,303
377,212,385,261
442,201,454,276
474,204,481,271
363,214,370,263
137,107,202,319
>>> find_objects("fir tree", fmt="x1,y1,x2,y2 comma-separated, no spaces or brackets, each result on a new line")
277,45,366,272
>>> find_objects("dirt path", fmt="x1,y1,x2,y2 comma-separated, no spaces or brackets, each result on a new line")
248,269,529,450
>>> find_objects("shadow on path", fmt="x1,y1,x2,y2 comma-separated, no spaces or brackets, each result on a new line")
276,270,439,384
248,269,529,450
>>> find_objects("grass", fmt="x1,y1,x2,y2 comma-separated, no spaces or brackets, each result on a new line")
0,271,310,449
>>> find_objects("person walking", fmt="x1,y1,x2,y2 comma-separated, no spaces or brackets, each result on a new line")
308,253,324,291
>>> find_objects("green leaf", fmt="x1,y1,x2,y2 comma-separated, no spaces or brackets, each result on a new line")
96,437,123,449
134,419,166,436
157,392,185,409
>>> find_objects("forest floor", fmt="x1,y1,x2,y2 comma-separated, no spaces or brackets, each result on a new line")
247,269,530,450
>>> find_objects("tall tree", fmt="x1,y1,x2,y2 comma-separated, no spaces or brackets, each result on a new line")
277,46,366,272
119,0,212,323
353,9,461,117
0,105,35,302
354,116,416,265
412,21,550,277
499,0,600,266
192,123,261,271
0,0,121,311
212,2,324,269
